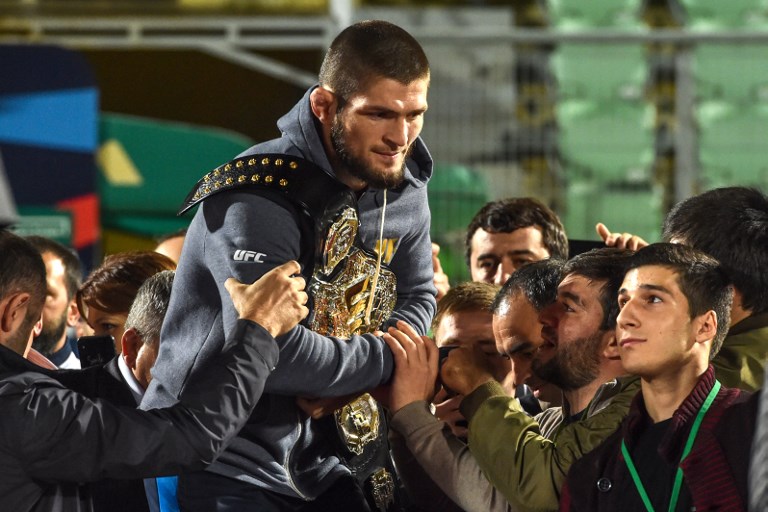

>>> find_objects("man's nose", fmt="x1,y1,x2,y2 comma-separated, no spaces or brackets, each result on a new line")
538,303,557,327
493,264,513,286
385,118,408,148
617,299,638,328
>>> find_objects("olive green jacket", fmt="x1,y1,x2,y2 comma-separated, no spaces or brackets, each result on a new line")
460,376,640,512
713,312,768,391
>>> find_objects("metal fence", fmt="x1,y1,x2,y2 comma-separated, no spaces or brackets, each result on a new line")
4,2,768,280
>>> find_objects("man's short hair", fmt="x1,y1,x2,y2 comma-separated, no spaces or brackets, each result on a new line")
431,281,499,333
662,186,768,315
0,230,47,332
124,270,175,346
77,251,176,317
464,197,568,265
626,243,732,358
492,258,564,314
25,235,82,301
563,248,635,331
318,20,430,105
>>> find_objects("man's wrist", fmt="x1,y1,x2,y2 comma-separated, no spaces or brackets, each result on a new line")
459,380,510,422
390,394,429,413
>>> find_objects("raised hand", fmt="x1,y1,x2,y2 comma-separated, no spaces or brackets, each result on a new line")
596,222,649,251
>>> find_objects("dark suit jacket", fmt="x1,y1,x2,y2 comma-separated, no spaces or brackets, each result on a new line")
50,357,151,512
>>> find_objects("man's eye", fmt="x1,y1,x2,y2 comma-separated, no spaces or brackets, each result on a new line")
514,352,534,361
649,295,662,304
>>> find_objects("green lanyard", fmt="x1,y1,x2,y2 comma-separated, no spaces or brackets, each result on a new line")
621,380,721,512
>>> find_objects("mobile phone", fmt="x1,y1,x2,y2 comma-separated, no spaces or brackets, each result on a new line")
77,335,116,368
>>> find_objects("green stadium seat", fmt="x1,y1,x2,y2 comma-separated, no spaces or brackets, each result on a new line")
697,100,768,191
694,45,768,104
680,0,763,29
550,0,642,29
559,99,655,181
553,44,647,103
563,178,662,242
428,163,490,284
428,163,490,237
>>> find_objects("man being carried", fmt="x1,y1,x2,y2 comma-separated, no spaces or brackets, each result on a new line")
144,20,436,511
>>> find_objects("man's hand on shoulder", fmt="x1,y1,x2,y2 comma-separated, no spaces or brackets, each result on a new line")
225,260,309,338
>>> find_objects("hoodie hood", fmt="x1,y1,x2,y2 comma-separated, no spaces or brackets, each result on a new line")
276,86,433,190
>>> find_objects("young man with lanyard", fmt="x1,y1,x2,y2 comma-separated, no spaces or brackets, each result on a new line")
560,243,759,511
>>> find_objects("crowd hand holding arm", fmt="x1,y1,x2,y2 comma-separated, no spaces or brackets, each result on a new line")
441,344,495,397
595,222,649,251
224,260,309,338
380,320,439,413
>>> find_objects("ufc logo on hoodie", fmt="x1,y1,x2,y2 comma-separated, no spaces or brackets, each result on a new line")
233,250,267,263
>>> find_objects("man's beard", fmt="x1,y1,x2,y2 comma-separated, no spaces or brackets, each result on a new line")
330,115,408,190
531,331,604,392
32,311,68,356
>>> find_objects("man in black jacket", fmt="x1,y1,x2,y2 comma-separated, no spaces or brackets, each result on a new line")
0,230,308,512
52,270,176,512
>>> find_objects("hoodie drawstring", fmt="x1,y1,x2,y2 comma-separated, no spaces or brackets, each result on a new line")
365,189,387,325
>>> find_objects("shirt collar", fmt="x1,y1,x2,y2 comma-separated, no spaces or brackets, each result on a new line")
117,354,145,405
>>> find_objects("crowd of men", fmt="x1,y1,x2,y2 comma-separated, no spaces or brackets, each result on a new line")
1,18,767,512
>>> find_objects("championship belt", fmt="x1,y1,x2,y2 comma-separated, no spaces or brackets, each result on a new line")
308,196,400,512
181,154,401,511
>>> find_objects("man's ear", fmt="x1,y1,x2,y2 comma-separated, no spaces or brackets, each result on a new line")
32,316,43,337
310,87,338,126
0,292,31,334
602,330,620,360
65,298,79,328
121,328,141,369
694,310,718,345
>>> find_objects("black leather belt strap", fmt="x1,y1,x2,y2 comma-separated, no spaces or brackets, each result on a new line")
178,153,350,220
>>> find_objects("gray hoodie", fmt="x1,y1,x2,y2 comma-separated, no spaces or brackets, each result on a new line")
141,86,436,500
